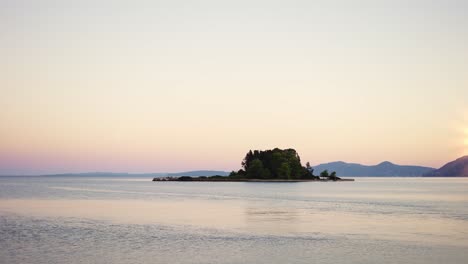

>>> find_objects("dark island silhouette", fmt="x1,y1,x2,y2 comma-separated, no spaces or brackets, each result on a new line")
153,148,353,182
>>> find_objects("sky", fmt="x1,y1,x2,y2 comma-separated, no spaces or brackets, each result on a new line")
1,0,468,175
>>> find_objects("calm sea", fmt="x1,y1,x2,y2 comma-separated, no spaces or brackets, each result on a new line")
0,176,467,264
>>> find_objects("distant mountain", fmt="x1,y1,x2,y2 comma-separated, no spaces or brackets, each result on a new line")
167,170,229,177
312,161,434,177
40,170,229,177
424,156,468,177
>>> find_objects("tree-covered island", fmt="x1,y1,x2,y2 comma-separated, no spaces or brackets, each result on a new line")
153,148,353,182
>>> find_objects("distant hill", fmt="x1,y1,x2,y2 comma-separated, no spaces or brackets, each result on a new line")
40,170,229,177
424,156,468,177
167,170,229,177
312,161,434,177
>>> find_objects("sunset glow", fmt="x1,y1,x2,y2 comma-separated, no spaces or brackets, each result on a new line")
1,0,468,174
464,128,468,155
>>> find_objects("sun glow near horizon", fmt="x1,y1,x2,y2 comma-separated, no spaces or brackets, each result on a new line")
463,127,468,155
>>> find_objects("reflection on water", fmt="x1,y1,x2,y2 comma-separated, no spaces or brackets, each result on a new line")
246,207,299,221
0,177,468,264
245,205,300,234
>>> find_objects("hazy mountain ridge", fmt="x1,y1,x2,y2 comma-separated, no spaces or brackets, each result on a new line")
424,156,468,177
6,157,468,177
166,170,229,177
312,161,435,177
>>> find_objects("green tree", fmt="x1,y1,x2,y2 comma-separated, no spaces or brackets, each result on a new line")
242,150,254,170
229,171,240,179
246,159,265,179
261,168,272,179
278,162,292,179
234,148,319,180
305,162,314,177
320,170,329,178
329,171,339,181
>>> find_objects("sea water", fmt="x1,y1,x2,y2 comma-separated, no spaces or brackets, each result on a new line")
0,176,467,264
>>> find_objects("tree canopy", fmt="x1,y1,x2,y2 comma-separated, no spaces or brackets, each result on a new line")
230,148,324,180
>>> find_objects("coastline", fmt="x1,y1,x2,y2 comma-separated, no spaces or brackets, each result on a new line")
153,178,355,182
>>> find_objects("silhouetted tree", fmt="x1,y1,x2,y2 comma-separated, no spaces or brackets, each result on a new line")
246,159,265,179
320,170,329,178
229,171,240,179
278,162,292,179
306,162,314,176
329,171,340,181
231,148,334,180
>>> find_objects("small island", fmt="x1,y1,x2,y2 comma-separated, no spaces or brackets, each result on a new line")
153,148,354,182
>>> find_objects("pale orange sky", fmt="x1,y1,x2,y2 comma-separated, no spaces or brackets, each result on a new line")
1,0,468,174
